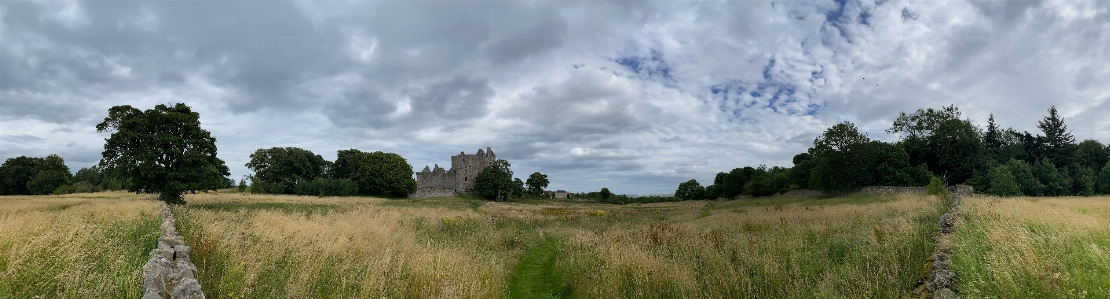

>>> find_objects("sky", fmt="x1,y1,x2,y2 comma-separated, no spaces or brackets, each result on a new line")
2,0,1109,195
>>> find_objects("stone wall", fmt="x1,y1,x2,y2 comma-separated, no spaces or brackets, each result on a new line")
141,203,204,299
413,147,497,197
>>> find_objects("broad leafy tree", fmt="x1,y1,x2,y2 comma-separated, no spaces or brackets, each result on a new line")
1076,139,1108,171
1006,159,1043,196
525,172,550,195
26,154,73,195
675,179,705,200
599,187,612,202
0,156,41,195
888,105,984,184
96,103,230,204
245,147,330,194
473,159,515,201
349,151,417,197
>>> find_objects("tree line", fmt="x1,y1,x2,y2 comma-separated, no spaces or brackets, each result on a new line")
675,105,1110,199
243,147,416,198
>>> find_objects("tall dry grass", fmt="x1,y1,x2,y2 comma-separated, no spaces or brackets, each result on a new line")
0,192,162,298
953,195,1110,298
177,192,945,298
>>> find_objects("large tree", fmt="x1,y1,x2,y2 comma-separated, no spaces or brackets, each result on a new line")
348,150,417,197
26,154,73,195
1037,106,1077,167
675,179,705,200
887,105,984,184
97,103,230,204
0,156,41,195
473,159,515,201
525,172,550,195
245,147,330,194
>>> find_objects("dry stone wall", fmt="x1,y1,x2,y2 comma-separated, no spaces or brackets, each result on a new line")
926,186,970,299
141,203,204,299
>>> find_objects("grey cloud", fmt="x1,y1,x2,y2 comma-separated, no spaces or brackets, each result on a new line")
485,16,567,64
410,75,494,122
1,134,45,143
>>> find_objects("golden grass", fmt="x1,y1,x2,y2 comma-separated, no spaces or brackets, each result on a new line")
953,195,1110,298
177,192,945,298
0,192,162,298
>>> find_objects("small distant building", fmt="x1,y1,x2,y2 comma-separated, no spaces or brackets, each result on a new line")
554,190,568,199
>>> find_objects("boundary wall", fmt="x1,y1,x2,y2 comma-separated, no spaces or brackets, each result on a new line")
141,203,205,299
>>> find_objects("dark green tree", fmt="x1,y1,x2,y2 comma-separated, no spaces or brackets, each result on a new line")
349,151,418,197
1037,106,1076,167
1099,160,1110,194
675,179,705,200
1076,139,1108,171
525,172,550,195
513,178,525,198
1005,159,1043,196
1073,166,1096,196
1033,158,1067,196
721,167,756,198
26,154,73,195
704,184,722,199
237,179,247,193
245,147,330,194
809,122,872,193
473,159,515,201
0,156,41,195
73,165,105,187
97,103,230,204
987,164,1021,197
332,149,363,180
888,105,984,184
600,188,612,202
789,152,816,189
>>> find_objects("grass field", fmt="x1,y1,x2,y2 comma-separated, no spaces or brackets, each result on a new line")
172,192,947,298
0,192,162,298
952,195,1110,298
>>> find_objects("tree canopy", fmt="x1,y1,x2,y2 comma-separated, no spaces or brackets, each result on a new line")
245,147,331,194
526,172,550,195
474,159,516,201
96,103,230,204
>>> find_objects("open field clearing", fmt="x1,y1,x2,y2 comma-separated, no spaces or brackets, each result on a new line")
952,195,1110,298
175,192,945,298
0,192,162,298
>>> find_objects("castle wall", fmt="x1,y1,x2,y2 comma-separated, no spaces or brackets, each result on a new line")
414,147,497,195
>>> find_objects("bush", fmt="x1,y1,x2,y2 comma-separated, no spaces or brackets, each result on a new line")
294,178,359,197
927,176,947,196
987,164,1020,197
52,184,75,195
1006,159,1043,196
72,181,102,193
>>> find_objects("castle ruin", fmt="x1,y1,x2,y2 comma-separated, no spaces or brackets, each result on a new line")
414,147,498,195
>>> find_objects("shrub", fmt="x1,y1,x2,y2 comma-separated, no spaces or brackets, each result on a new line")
987,164,1021,197
927,176,947,196
72,181,102,193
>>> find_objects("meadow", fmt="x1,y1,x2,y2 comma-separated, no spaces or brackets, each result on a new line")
0,192,162,298
952,195,1110,298
172,192,947,298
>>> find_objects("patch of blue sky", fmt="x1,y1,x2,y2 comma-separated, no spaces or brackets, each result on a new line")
613,49,676,85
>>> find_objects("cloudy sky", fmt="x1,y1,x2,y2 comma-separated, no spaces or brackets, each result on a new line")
2,0,1109,195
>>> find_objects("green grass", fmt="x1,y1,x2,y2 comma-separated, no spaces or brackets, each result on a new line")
952,196,1110,298
509,236,570,299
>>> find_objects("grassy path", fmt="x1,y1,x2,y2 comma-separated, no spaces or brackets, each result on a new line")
508,236,569,299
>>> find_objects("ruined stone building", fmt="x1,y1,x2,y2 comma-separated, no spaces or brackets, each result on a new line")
415,147,497,194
